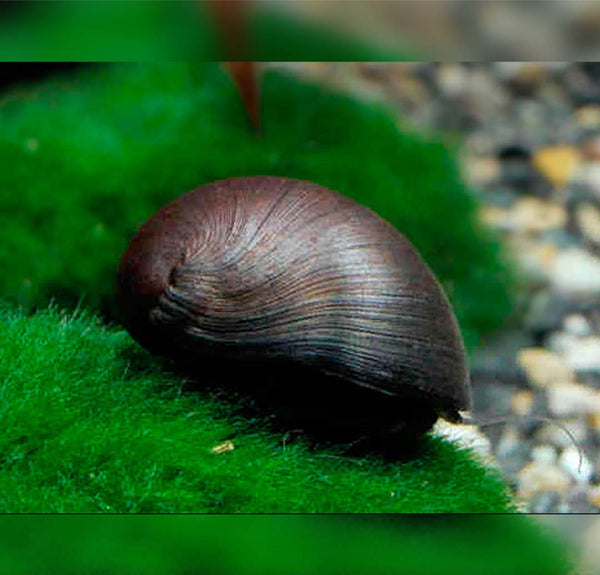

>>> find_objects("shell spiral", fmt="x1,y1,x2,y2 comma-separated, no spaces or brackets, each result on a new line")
117,176,471,434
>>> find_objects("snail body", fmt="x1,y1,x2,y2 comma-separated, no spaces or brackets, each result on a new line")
117,176,470,442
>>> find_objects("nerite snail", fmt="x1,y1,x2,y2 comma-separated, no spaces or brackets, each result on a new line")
117,176,471,445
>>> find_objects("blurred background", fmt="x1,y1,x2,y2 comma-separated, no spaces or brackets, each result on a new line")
4,0,600,60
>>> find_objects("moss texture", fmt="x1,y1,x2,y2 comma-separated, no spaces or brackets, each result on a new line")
0,63,512,350
0,305,514,513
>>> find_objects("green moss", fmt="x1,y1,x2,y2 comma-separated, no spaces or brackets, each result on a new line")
0,516,574,574
0,63,512,350
0,305,514,512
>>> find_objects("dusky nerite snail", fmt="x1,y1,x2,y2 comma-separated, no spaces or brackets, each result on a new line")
117,176,471,445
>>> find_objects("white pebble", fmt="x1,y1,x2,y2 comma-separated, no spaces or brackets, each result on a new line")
564,337,600,373
563,314,591,337
550,248,600,296
547,382,600,417
531,445,558,464
560,446,594,483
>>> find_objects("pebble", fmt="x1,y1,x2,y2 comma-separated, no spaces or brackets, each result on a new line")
436,64,469,98
563,313,592,337
549,247,600,296
511,390,534,416
518,348,573,387
511,239,557,281
518,460,571,500
588,485,600,508
575,202,600,245
546,330,580,354
479,205,512,230
574,162,600,199
531,445,558,464
580,135,600,161
564,337,600,372
532,145,581,188
547,382,600,417
576,105,600,129
511,197,567,234
560,446,594,482
465,156,501,188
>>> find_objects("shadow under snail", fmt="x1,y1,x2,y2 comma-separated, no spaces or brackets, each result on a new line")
117,176,471,449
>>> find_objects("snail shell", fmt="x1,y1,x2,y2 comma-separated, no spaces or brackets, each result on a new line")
117,176,471,440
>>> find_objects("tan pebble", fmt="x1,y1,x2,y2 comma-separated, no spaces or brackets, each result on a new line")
465,156,501,187
576,202,600,245
511,390,534,416
533,145,581,188
588,412,600,431
547,382,600,417
511,197,567,234
211,441,234,454
576,105,600,129
480,205,511,229
510,240,557,279
581,135,600,161
518,348,573,388
588,486,600,508
518,461,571,500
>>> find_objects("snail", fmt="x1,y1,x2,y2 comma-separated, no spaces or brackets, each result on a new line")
117,176,471,448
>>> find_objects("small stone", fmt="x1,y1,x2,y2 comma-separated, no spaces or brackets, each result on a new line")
576,105,600,129
547,382,600,417
511,390,534,416
588,485,600,508
511,239,557,280
511,198,567,234
563,313,592,337
560,446,594,482
518,348,573,388
575,202,600,245
479,206,512,230
518,460,571,500
564,337,600,372
581,135,600,161
533,145,581,188
573,162,600,199
531,445,558,464
436,64,469,97
546,331,580,355
465,156,501,187
550,248,600,296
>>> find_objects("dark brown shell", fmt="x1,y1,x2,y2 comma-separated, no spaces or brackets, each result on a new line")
117,176,471,436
